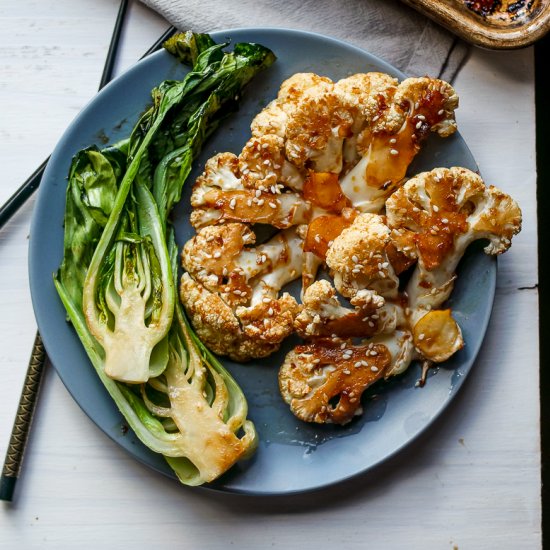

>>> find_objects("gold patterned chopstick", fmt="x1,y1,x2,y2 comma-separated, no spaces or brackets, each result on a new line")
0,333,46,501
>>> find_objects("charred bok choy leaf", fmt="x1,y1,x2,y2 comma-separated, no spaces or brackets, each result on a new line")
54,32,275,484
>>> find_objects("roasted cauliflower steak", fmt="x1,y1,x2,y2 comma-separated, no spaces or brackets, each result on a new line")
179,70,521,425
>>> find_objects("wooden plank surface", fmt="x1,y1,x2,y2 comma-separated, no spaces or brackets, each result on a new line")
0,1,540,548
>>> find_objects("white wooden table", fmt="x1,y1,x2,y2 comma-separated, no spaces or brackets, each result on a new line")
0,1,540,548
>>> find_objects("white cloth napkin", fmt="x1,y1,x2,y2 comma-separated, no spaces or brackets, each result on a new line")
139,0,468,82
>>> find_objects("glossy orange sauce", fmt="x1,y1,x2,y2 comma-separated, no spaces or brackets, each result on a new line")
303,209,357,259
303,171,351,213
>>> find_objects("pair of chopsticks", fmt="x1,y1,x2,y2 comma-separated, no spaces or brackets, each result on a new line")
0,0,177,502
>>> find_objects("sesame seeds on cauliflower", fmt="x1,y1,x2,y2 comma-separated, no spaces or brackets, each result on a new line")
180,223,303,362
179,70,521,426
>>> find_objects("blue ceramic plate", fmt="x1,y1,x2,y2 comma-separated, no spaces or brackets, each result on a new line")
29,28,495,495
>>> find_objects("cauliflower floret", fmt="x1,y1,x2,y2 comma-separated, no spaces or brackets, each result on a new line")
386,167,522,309
386,166,521,362
190,152,311,229
277,73,334,103
294,279,388,339
238,134,305,192
278,340,392,424
250,73,334,139
325,213,400,300
340,77,459,212
334,72,398,167
180,224,303,361
334,72,398,128
284,91,354,174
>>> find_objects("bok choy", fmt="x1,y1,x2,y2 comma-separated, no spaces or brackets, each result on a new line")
54,32,275,484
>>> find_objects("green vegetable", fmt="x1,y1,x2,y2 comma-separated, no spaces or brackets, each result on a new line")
54,32,274,484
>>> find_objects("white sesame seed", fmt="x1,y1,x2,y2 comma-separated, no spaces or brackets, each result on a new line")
204,252,213,259
370,350,378,356
229,198,236,210
389,138,397,144
354,361,362,368
340,343,347,350
352,255,359,263
314,235,321,243
417,114,426,121
274,164,281,169
257,199,264,206
418,333,425,341
233,289,242,295
268,307,274,316
262,143,269,149
247,198,253,207
390,149,399,156
263,160,270,166
382,262,389,268
213,251,221,258
368,321,375,328
416,121,423,129
378,271,385,278
269,202,277,209
327,240,334,247
438,109,445,115
441,218,449,224
255,189,262,198
222,267,228,276
206,235,215,242
370,366,379,372
343,369,351,375
262,297,271,303
433,204,439,212
313,358,321,364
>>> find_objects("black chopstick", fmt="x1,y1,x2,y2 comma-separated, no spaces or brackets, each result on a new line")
0,0,131,503
0,22,177,233
0,0,129,232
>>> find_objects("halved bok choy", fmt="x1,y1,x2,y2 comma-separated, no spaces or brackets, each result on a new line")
54,32,274,484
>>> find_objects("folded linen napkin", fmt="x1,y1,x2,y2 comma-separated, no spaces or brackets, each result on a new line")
139,0,468,82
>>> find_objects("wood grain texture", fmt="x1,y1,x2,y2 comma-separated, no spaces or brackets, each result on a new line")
400,0,550,49
0,1,540,548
